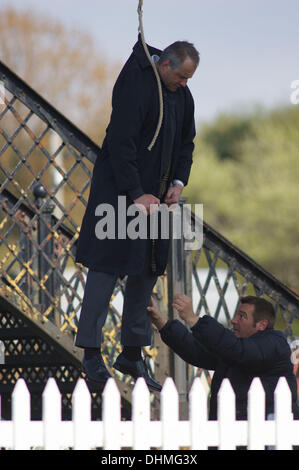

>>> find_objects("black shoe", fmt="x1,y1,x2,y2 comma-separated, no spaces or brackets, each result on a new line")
113,353,162,392
82,354,111,385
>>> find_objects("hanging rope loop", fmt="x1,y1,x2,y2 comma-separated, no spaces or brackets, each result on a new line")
137,0,163,151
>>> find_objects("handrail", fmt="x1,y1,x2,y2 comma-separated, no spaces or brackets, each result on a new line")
200,216,299,310
0,60,100,164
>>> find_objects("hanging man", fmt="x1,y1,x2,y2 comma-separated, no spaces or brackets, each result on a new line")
75,35,199,391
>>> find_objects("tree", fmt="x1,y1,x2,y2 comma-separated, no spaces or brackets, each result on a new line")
0,7,120,228
185,106,299,289
0,7,119,142
200,114,255,161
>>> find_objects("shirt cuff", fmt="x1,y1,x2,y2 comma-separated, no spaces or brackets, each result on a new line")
173,179,184,187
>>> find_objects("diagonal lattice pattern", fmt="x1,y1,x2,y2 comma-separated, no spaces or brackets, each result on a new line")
0,88,91,331
0,71,119,343
0,60,298,416
184,218,299,388
0,61,163,404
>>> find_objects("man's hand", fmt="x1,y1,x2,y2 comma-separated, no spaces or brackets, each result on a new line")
147,296,167,330
164,184,183,206
173,294,198,328
134,194,160,215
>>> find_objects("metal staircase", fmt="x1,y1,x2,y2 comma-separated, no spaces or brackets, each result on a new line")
0,60,298,420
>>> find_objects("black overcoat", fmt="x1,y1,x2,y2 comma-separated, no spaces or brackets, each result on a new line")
160,316,299,420
76,37,196,275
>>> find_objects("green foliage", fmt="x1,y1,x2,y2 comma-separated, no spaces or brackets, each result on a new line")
201,114,256,161
185,105,299,290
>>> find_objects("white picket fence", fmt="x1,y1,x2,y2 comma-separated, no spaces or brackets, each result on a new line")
0,376,298,450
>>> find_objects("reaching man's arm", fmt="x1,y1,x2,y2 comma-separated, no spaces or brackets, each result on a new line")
148,297,218,370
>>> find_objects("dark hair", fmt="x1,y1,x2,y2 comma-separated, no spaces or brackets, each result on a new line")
158,41,200,70
240,296,276,329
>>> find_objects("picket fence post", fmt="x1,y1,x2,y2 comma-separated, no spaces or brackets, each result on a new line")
275,377,293,450
189,377,209,450
102,377,121,450
132,378,151,450
43,378,62,450
72,378,92,450
248,377,266,450
218,379,236,450
161,377,179,450
12,378,31,450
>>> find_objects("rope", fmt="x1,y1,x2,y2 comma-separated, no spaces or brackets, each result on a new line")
137,0,163,151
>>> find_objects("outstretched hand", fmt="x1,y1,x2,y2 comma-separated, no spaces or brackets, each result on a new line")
173,294,199,328
147,296,167,330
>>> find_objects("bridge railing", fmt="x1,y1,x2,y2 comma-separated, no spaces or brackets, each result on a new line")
0,61,134,375
168,206,299,399
0,60,298,417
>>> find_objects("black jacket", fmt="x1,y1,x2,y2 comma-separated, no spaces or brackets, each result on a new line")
160,316,299,420
76,37,196,276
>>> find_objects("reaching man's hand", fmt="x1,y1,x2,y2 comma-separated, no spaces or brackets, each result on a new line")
173,294,199,328
134,194,160,215
147,296,167,330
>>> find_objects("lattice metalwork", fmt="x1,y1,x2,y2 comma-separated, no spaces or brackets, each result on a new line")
0,61,163,404
0,63,120,361
0,310,81,419
0,60,298,418
183,217,299,389
0,306,134,420
0,95,92,334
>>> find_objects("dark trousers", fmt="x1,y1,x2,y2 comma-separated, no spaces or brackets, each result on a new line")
75,269,157,348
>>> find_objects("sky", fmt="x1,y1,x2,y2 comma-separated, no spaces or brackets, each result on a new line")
1,0,299,125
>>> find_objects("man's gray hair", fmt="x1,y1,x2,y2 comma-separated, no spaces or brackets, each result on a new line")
158,41,200,70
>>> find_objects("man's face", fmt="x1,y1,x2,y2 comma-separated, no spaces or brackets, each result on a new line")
231,303,267,338
158,57,197,92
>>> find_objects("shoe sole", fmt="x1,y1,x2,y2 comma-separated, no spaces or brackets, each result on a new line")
82,365,111,385
113,361,138,379
113,362,162,393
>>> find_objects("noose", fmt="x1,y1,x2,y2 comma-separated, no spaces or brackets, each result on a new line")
137,0,163,151
137,0,169,273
